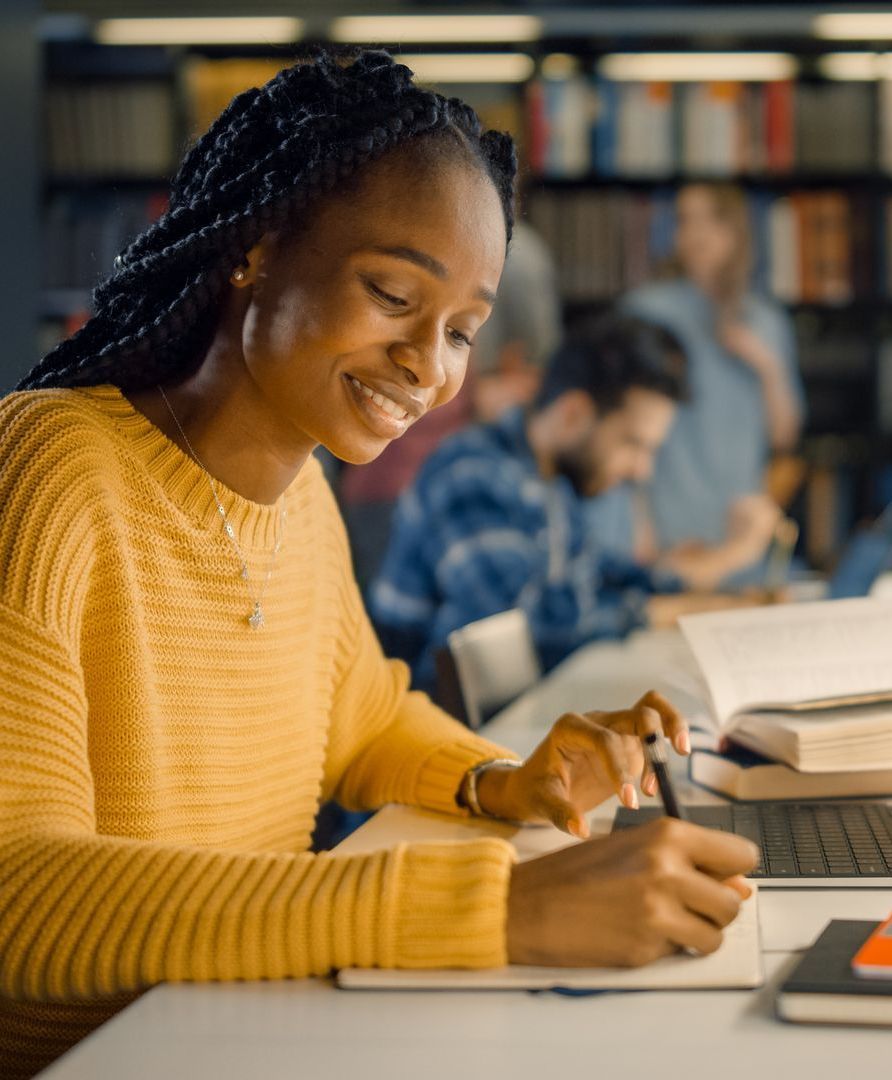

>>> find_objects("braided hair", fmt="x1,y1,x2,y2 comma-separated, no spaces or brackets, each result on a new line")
19,48,517,392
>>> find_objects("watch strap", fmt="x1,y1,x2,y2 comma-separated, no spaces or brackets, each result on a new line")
459,757,523,818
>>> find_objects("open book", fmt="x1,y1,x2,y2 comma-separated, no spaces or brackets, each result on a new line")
679,598,892,772
338,890,762,992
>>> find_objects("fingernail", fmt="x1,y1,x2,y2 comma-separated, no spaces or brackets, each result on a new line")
621,783,639,810
643,773,657,797
675,730,691,755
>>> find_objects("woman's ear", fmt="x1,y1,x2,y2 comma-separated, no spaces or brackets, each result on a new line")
230,243,265,288
554,389,599,436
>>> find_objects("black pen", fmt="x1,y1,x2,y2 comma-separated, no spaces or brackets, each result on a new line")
643,732,686,820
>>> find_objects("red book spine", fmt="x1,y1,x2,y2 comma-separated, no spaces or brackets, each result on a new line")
765,81,795,173
525,79,548,176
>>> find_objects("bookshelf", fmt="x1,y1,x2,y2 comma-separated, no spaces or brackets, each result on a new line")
35,35,892,565
517,64,892,564
2,0,39,391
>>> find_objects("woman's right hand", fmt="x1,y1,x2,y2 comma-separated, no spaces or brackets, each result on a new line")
506,818,759,968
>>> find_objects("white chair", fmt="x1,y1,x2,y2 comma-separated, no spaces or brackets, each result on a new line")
870,571,892,599
438,608,542,730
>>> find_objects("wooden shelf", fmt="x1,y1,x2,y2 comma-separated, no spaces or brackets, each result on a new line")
45,175,171,192
45,41,176,80
529,173,892,190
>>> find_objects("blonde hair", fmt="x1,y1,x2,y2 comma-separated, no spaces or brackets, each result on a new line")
663,182,754,309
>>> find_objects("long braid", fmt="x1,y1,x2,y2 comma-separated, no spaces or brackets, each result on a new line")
19,48,516,392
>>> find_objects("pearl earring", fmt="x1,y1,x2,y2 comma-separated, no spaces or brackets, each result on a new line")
232,268,247,283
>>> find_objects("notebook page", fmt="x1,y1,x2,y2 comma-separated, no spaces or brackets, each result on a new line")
679,598,892,728
337,891,762,992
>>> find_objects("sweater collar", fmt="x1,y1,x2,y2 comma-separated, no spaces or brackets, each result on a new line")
73,384,309,552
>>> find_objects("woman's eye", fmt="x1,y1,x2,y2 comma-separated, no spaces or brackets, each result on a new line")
367,281,407,308
448,327,473,348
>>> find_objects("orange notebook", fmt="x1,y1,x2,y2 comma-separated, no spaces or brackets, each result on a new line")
852,913,892,979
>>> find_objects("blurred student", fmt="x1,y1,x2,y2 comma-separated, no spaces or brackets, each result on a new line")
621,182,804,576
830,502,892,599
339,220,561,590
469,220,562,420
370,314,766,692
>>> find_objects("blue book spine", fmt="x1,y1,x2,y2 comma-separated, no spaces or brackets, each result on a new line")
593,76,618,177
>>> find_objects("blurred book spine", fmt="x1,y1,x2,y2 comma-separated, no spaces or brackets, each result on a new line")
45,80,176,178
527,186,862,305
42,191,169,292
525,76,881,179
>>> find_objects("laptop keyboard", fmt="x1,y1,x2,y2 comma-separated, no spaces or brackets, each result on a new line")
612,801,892,879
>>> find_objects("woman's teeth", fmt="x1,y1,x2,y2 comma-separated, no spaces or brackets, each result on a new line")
350,377,408,421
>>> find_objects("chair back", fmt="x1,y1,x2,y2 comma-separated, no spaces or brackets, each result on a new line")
441,608,541,729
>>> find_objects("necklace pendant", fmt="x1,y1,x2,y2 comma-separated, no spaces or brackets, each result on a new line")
248,602,265,630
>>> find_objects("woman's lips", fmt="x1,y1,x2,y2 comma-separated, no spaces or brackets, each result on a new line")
344,375,413,438
349,376,409,420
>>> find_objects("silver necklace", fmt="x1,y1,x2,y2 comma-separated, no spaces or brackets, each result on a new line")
157,385,285,630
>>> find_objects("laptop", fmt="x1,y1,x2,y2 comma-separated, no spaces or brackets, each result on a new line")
613,800,892,887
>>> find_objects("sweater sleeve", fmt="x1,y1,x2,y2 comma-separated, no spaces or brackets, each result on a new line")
0,601,515,1004
322,584,520,816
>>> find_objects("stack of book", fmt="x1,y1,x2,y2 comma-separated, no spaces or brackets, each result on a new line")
679,597,892,801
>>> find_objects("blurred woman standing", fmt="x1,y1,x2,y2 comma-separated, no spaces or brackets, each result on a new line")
621,182,804,580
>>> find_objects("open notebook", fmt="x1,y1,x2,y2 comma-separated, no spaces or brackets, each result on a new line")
337,889,762,992
678,598,892,772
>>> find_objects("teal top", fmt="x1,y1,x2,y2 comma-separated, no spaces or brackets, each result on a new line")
620,279,804,547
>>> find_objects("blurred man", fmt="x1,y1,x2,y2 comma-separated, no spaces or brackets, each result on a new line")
370,314,774,692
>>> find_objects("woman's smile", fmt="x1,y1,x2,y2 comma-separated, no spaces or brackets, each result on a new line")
344,373,417,439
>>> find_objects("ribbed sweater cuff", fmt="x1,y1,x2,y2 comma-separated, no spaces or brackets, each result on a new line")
384,839,515,969
413,737,521,816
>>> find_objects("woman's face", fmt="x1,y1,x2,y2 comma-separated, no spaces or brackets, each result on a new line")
237,150,506,465
673,186,736,288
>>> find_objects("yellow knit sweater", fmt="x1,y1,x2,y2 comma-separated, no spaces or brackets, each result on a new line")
0,385,515,1077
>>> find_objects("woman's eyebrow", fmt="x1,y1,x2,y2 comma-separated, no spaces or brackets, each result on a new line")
367,244,497,306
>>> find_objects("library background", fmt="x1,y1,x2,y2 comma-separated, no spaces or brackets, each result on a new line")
6,0,892,576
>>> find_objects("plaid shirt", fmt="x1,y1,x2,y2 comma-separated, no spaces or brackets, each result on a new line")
369,408,679,691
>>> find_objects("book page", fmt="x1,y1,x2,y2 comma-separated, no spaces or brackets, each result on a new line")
731,705,892,772
679,598,892,727
338,891,761,992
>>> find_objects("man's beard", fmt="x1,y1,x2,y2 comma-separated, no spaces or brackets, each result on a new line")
553,447,600,498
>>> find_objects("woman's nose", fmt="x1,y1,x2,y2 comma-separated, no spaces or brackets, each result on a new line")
388,329,448,390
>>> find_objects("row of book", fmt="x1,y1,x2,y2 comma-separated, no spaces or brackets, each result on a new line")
42,180,891,317
45,66,892,183
527,77,889,179
526,187,888,305
43,59,318,179
45,80,177,177
43,190,169,289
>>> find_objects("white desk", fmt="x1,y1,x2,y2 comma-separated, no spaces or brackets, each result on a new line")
40,630,892,1079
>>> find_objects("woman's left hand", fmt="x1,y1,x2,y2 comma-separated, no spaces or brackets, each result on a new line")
474,690,690,839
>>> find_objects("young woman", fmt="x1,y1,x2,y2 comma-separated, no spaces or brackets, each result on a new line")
0,51,755,1077
622,183,805,578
